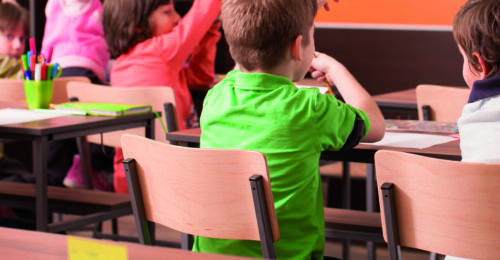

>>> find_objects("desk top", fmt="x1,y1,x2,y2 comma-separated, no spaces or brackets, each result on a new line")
0,227,252,259
0,103,157,138
373,88,417,109
166,128,461,162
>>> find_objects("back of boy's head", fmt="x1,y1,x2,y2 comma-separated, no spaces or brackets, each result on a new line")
0,2,29,37
453,0,500,78
222,0,318,71
102,0,171,58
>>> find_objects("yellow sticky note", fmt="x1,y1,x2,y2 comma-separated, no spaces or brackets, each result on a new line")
68,236,128,260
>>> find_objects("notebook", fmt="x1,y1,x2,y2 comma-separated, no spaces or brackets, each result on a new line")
54,102,152,116
385,119,458,134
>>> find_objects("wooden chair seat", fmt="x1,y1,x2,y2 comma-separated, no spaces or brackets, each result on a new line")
324,207,384,243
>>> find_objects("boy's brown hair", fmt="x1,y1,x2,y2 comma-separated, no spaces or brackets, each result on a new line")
222,0,318,71
102,0,171,58
453,0,500,78
0,2,29,37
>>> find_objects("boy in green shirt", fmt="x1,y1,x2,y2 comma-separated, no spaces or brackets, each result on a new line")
194,0,385,258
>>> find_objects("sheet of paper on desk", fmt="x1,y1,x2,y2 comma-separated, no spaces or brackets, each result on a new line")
360,132,456,149
0,108,65,125
296,85,329,94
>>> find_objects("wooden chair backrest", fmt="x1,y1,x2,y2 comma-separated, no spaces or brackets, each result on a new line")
0,77,90,104
416,84,470,121
0,78,24,102
51,77,90,104
121,134,279,242
67,82,177,147
375,150,500,259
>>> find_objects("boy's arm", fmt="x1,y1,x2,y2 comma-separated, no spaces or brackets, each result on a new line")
310,52,385,142
183,22,221,89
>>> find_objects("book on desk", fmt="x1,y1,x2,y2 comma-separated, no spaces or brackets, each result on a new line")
54,102,152,116
385,119,458,134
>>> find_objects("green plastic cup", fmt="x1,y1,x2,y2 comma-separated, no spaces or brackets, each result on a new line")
24,80,53,109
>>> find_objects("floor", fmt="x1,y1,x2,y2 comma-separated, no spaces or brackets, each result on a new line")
64,214,431,260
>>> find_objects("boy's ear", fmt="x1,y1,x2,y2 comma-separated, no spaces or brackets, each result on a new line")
290,35,303,61
473,52,491,79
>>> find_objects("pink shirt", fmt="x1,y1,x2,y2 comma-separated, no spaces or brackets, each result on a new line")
41,0,109,83
110,0,221,130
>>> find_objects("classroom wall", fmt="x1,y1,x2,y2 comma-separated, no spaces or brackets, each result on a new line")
313,28,465,95
315,0,465,27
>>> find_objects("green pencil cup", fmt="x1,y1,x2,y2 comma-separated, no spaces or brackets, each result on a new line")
24,80,53,109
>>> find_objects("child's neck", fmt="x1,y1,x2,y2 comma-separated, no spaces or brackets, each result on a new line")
241,60,297,81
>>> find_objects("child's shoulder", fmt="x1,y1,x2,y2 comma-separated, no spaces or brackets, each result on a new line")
0,55,22,79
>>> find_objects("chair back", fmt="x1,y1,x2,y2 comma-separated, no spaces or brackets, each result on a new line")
67,82,177,147
0,78,24,102
51,77,90,104
121,134,279,258
416,84,470,121
375,150,500,259
0,77,90,104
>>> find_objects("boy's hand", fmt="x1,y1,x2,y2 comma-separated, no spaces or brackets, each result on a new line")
310,52,342,85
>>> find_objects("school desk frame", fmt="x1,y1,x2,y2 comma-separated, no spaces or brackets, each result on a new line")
0,105,156,232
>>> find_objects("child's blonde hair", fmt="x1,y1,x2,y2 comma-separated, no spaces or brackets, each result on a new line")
221,0,317,71
453,0,500,78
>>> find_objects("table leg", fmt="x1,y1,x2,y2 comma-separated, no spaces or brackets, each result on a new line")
33,136,48,231
366,163,375,212
341,161,351,209
366,163,376,260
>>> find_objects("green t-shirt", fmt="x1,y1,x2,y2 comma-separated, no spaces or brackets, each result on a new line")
194,70,370,259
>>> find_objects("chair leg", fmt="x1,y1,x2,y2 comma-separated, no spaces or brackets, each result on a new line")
112,218,119,235
76,137,93,190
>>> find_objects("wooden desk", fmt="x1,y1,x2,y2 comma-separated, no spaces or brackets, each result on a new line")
373,89,418,119
0,226,253,259
0,106,156,232
166,128,461,210
167,128,460,161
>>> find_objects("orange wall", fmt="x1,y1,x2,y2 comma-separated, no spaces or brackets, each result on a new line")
316,0,467,26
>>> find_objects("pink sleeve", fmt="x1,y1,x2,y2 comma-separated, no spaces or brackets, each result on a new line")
184,22,221,89
153,0,221,71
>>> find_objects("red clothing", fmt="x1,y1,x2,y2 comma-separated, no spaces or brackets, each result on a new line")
111,0,221,193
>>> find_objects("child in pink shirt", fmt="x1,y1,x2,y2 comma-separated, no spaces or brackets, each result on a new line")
40,0,114,191
41,0,109,84
103,0,221,193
